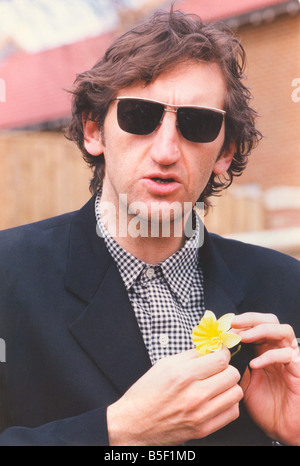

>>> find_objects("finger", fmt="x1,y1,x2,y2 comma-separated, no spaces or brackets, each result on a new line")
199,364,241,400
170,348,201,362
155,348,231,387
205,403,240,436
209,384,244,417
194,391,242,439
191,347,231,381
239,323,295,346
232,312,279,329
250,346,300,373
166,347,230,365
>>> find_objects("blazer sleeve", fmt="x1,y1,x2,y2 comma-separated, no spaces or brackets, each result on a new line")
0,407,110,446
0,221,113,446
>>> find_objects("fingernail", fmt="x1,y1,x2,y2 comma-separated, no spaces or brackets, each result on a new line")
292,338,298,349
292,349,300,363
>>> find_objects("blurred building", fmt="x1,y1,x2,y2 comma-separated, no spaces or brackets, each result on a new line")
0,31,114,229
171,0,300,258
0,0,299,257
0,31,114,131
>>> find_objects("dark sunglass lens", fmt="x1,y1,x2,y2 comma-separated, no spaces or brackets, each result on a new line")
117,99,164,135
177,108,223,143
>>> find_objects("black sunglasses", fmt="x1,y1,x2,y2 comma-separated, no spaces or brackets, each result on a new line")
111,97,226,143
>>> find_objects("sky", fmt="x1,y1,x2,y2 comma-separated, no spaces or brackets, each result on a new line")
0,0,147,51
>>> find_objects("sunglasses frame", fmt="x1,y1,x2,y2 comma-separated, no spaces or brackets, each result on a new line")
111,96,226,143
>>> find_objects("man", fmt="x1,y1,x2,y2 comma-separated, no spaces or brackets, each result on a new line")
0,9,300,446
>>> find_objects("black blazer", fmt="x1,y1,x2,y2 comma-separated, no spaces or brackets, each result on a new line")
0,196,299,445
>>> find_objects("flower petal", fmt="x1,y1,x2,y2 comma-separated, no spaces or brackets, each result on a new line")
203,310,216,321
206,339,223,353
191,332,209,346
217,313,235,332
197,345,210,356
221,332,242,349
195,339,222,356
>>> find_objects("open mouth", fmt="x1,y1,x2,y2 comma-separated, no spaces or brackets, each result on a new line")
151,177,175,184
142,175,181,195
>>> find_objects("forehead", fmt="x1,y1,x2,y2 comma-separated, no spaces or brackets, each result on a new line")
117,61,227,109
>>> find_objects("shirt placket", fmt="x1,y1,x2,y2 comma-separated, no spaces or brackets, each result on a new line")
141,266,187,363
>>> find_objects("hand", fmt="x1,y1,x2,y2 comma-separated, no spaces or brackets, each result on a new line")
232,312,300,445
106,348,243,446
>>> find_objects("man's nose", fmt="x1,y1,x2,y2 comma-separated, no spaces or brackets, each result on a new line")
148,110,181,165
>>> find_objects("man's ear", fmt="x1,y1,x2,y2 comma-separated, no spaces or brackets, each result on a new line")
82,117,104,156
213,141,236,175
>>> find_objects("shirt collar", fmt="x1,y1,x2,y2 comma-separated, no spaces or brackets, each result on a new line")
160,221,200,305
95,192,200,305
95,193,144,289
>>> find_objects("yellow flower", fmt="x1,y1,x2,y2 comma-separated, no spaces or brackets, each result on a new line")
192,310,241,356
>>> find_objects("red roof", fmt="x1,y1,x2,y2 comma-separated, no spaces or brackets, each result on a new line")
0,32,114,129
0,0,293,129
174,0,291,21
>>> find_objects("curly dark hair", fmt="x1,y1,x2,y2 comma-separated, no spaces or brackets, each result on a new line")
66,8,262,210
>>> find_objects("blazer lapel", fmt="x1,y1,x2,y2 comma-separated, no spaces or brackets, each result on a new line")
200,229,245,318
199,230,252,374
65,197,151,395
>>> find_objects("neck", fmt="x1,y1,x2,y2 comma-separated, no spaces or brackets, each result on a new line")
98,196,195,264
114,230,186,264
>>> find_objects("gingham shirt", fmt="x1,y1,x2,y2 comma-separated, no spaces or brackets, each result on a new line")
95,193,205,364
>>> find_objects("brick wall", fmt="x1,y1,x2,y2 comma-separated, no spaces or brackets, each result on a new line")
206,12,300,234
234,13,299,190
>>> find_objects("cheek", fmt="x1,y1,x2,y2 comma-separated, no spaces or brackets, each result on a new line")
103,137,137,188
189,152,217,185
186,146,223,202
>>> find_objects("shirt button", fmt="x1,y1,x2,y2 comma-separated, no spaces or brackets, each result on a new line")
159,334,169,347
145,267,155,279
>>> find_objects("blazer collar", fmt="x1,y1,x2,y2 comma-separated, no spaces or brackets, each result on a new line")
66,197,151,394
66,198,245,394
65,195,111,303
200,228,245,318
65,198,244,308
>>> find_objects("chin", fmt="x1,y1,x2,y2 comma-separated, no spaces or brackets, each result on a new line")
129,201,185,238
